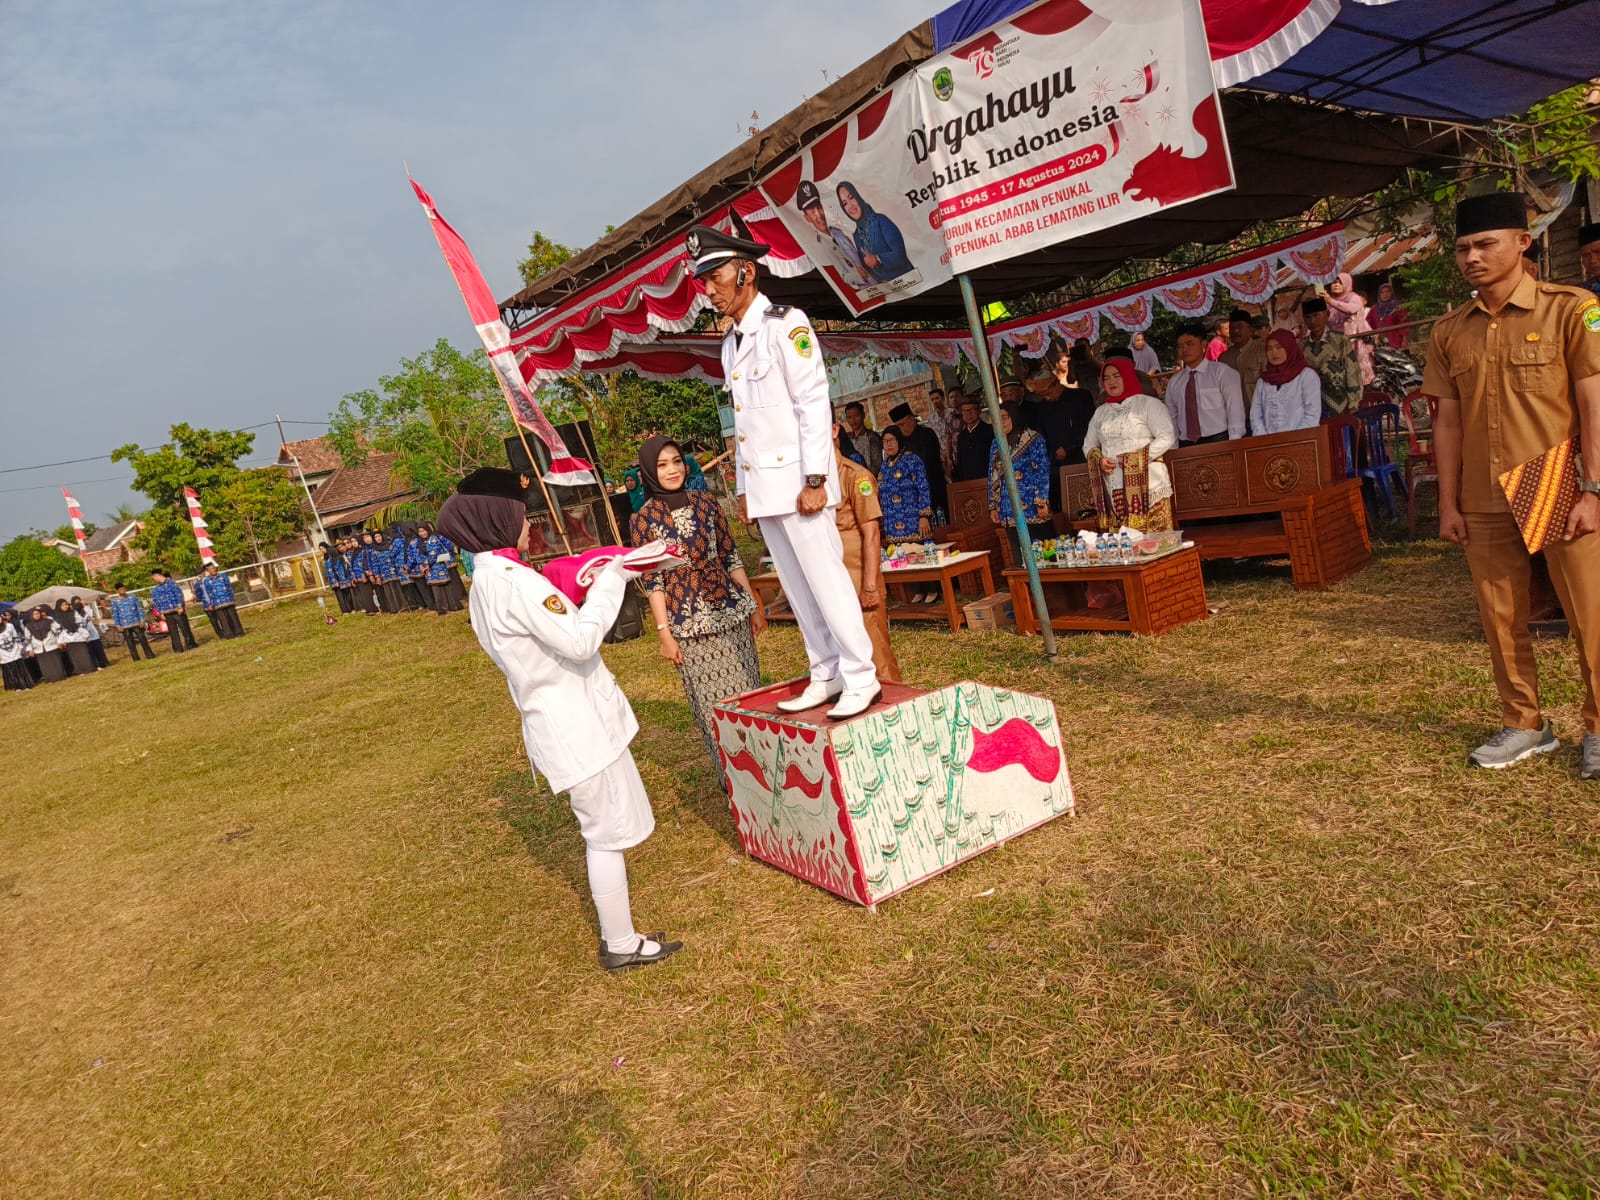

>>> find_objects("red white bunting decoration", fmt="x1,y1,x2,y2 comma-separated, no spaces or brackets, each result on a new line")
62,489,89,556
183,487,217,566
409,178,594,486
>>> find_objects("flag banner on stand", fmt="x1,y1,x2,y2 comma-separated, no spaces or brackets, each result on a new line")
409,178,595,486
61,489,89,556
759,0,1230,317
183,487,217,566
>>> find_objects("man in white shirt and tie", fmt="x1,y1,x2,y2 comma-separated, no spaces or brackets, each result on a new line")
1166,322,1247,447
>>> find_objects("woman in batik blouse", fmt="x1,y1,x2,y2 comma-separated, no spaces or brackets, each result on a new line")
630,437,765,787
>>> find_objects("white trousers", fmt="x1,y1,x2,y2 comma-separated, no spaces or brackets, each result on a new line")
758,509,878,693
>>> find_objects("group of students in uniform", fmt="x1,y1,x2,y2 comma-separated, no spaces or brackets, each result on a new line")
319,524,466,617
0,597,112,689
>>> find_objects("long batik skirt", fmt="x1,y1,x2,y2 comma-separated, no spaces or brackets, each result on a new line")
675,621,761,789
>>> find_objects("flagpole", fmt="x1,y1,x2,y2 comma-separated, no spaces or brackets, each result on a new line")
501,399,575,556
958,273,1057,661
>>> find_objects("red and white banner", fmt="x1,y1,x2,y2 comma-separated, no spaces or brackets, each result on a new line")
62,489,89,555
183,487,217,566
409,178,594,486
760,0,1231,316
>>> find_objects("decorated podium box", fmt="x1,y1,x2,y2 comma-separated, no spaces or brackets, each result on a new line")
712,680,1075,908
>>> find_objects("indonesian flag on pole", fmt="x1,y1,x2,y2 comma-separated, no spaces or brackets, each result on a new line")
62,489,89,555
408,177,595,486
183,487,217,566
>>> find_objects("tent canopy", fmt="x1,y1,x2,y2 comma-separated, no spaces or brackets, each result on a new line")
10,584,108,612
499,0,1597,383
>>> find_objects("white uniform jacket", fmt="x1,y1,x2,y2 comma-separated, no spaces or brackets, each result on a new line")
724,293,841,520
467,551,638,795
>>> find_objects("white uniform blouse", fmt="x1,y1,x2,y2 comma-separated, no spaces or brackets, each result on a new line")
1249,367,1323,436
466,551,640,797
1082,394,1178,503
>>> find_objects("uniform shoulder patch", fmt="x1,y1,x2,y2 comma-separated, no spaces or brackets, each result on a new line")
856,477,874,496
788,326,814,358
542,594,568,615
764,304,793,318
1582,300,1600,334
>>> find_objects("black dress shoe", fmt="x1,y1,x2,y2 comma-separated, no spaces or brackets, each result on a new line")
598,934,684,973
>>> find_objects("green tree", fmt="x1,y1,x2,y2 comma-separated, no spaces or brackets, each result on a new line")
211,470,306,563
542,371,723,479
0,536,87,599
517,230,574,288
111,425,306,573
328,339,516,505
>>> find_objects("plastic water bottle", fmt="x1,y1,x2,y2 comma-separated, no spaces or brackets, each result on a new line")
1120,532,1133,563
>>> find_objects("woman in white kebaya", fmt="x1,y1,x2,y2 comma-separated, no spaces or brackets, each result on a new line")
436,468,682,974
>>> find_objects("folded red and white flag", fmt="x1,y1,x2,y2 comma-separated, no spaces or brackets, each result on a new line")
542,540,685,603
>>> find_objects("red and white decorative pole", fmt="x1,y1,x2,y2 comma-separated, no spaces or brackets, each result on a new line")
62,488,90,558
183,486,217,567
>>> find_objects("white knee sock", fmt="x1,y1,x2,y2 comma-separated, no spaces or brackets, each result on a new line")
585,845,659,955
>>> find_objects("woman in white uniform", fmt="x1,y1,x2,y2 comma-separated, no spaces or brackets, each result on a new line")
436,468,681,973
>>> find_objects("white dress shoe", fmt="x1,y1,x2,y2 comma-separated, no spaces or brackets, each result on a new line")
826,684,883,720
776,677,844,712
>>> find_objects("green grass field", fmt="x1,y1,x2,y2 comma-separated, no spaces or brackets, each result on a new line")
3,542,1597,1199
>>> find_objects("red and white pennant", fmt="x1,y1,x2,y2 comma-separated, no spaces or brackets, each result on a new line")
61,488,89,555
183,486,217,566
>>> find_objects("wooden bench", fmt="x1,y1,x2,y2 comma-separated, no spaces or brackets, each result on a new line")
1060,426,1371,591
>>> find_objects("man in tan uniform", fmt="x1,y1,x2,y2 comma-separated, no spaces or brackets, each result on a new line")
833,424,902,683
1219,306,1267,414
1425,192,1600,778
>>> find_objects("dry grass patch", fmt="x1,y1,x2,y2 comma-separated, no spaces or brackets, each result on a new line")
2,540,1597,1198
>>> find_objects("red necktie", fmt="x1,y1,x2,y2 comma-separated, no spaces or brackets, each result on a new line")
1184,370,1201,442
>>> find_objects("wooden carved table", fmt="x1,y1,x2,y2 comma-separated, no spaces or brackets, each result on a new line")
752,549,995,634
1002,545,1208,637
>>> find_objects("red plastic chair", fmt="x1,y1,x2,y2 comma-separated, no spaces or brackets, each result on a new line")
1324,414,1363,481
1402,392,1441,535
1359,388,1391,408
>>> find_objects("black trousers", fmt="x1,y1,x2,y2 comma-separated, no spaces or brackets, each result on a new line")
211,605,245,638
120,626,154,660
88,639,109,669
164,610,197,651
1178,431,1230,448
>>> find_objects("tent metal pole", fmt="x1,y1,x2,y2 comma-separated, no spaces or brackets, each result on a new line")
957,272,1057,662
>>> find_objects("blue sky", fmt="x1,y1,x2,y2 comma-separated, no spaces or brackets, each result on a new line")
0,0,930,539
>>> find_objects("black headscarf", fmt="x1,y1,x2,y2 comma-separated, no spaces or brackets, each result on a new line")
25,607,54,639
998,401,1027,452
435,492,525,554
53,599,79,634
638,436,692,511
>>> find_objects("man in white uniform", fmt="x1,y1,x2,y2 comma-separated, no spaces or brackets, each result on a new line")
687,222,880,719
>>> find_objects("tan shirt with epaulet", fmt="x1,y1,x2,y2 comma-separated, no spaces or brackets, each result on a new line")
834,455,883,590
1422,273,1600,513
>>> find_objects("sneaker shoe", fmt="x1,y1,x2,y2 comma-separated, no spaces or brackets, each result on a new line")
1467,722,1559,770
1582,732,1599,781
777,677,844,713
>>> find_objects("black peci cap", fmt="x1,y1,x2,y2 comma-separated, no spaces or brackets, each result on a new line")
1455,192,1528,237
1301,296,1328,315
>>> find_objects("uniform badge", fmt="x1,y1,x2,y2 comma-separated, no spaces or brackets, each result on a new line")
543,594,568,615
788,327,814,358
856,478,873,496
686,231,701,258
1525,331,1541,341
1584,302,1600,334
